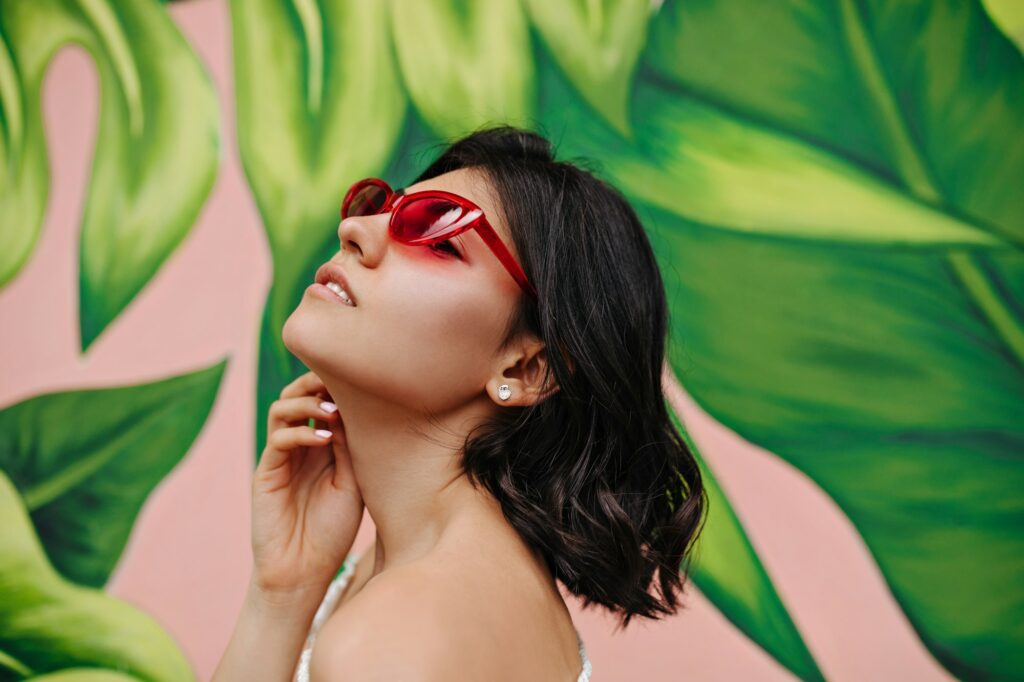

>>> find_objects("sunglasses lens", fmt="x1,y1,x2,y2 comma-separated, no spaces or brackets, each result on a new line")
392,196,481,243
345,183,389,218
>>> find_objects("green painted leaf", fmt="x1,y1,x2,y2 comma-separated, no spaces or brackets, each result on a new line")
541,2,1024,678
983,0,1024,53
645,0,1024,246
0,469,194,681
531,49,825,681
665,403,825,681
523,0,651,137
650,208,1024,682
231,0,407,418
0,0,220,351
582,74,1006,250
390,0,535,138
0,359,228,589
22,671,141,682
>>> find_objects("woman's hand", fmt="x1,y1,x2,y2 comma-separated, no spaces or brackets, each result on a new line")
250,370,364,603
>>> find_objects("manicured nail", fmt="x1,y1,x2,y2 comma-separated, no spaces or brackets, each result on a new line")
315,429,333,439
319,401,337,414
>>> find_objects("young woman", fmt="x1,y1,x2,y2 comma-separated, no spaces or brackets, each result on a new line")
213,126,707,681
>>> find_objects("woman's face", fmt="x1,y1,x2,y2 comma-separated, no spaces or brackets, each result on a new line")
283,167,526,415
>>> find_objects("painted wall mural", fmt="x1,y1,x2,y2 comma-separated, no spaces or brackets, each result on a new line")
1,0,1021,679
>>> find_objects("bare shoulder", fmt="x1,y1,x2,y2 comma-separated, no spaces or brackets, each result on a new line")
308,558,479,681
310,547,580,681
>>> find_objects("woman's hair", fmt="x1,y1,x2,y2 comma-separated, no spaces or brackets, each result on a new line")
412,124,708,630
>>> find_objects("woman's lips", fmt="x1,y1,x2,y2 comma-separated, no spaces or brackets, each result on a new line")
307,283,357,307
314,262,357,305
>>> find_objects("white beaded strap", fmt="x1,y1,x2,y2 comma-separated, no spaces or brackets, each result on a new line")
576,628,593,681
292,553,362,682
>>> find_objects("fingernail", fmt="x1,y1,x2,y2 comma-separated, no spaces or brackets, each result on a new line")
319,401,337,414
315,429,333,438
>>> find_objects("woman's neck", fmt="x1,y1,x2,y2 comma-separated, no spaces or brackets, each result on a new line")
324,379,511,577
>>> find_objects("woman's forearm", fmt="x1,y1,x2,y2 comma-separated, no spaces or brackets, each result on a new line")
211,578,326,682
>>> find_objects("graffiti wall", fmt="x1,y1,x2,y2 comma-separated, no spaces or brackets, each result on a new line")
1,0,1021,679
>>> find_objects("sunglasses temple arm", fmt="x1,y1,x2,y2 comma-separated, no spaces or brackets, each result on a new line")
475,220,539,299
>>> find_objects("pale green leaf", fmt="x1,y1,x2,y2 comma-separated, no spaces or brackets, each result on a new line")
0,0,220,351
524,0,652,137
390,0,535,138
0,469,195,680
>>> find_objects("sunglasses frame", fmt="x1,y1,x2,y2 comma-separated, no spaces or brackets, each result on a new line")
341,177,539,300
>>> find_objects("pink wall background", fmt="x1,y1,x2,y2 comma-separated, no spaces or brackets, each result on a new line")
0,1,959,679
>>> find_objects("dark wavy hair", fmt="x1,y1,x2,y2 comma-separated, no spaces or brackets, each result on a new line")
412,124,708,630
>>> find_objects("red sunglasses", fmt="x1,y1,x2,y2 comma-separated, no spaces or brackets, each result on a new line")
341,177,539,300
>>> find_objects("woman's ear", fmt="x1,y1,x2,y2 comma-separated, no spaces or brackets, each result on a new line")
488,337,560,407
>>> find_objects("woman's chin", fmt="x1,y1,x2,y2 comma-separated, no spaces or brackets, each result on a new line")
281,307,311,358
282,309,343,366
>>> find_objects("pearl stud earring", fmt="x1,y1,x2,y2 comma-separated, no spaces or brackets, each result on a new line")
498,384,512,401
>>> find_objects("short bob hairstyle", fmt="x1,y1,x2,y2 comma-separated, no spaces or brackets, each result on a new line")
412,125,708,629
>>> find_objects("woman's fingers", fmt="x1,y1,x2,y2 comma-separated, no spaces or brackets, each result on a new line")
279,371,326,400
258,372,341,475
268,395,339,432
269,424,334,450
257,425,335,474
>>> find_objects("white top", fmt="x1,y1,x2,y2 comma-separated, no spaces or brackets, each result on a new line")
293,552,592,682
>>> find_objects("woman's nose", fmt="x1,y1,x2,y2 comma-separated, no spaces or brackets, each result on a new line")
337,214,389,265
